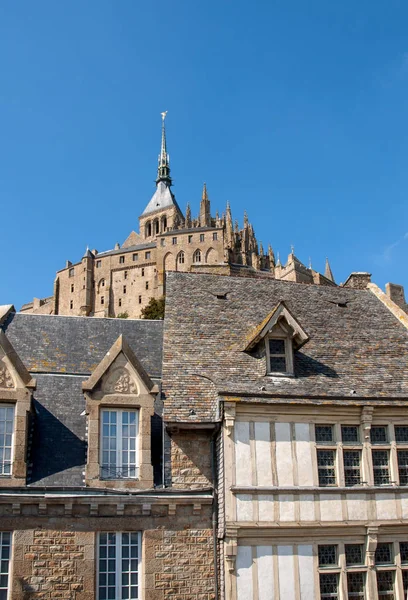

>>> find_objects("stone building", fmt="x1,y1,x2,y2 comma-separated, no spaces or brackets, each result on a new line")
162,271,408,600
21,115,337,319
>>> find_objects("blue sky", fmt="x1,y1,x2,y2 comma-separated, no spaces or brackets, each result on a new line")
1,1,408,309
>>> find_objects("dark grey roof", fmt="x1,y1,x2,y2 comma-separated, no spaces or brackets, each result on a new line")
29,374,87,487
96,241,156,258
163,272,408,422
3,313,163,378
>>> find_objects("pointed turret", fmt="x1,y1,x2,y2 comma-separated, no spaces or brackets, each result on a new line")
156,111,172,186
268,244,275,266
199,183,211,227
324,257,335,282
185,203,192,228
225,202,233,248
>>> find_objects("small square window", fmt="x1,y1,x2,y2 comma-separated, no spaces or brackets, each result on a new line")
145,251,151,260
96,260,101,268
395,426,408,444
400,542,408,564
188,235,193,243
315,425,334,444
213,232,218,241
375,543,393,565
69,268,74,277
200,233,205,242
341,425,360,444
370,426,388,444
318,545,337,567
345,544,364,565
119,256,125,264
172,237,177,245
124,271,128,280
133,253,138,261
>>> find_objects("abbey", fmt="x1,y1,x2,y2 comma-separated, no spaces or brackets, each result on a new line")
21,114,337,318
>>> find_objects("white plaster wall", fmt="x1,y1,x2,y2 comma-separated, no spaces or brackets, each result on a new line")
235,422,252,486
258,495,274,521
236,546,253,599
255,422,272,486
275,423,294,486
347,494,367,520
277,545,296,600
278,494,295,521
376,493,397,520
236,494,253,521
401,493,408,519
298,545,315,599
299,494,315,521
294,423,314,487
320,494,343,521
257,546,275,600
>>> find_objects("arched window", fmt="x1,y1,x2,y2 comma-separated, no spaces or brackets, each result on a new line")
178,251,185,264
161,216,167,232
154,219,160,235
145,221,152,237
193,249,201,263
98,278,105,291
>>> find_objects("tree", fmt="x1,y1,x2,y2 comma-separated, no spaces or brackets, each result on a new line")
117,312,129,319
141,296,165,320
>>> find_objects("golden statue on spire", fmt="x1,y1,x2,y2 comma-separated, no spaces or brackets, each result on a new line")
161,111,168,121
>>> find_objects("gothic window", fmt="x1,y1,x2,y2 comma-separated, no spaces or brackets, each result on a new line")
319,573,338,600
178,252,185,264
99,279,105,288
161,216,167,231
318,545,337,566
100,409,138,479
145,222,152,237
193,249,201,263
154,220,159,235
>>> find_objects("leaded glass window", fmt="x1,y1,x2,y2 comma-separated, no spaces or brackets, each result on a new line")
341,426,360,444
375,543,393,565
0,406,14,476
397,450,408,485
98,532,140,600
317,450,336,486
347,571,365,599
315,425,334,444
320,573,339,599
0,532,11,600
376,570,394,600
370,426,388,444
400,542,408,564
345,544,364,566
100,410,138,480
395,426,408,444
402,570,408,596
318,545,337,567
268,339,287,373
343,451,361,486
372,450,390,485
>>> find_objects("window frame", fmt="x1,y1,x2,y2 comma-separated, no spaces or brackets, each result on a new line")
265,334,294,376
100,408,139,481
97,531,142,600
0,405,15,477
0,531,12,598
317,542,368,600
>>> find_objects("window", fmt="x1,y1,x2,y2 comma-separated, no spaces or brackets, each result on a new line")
342,425,360,444
372,450,390,485
100,279,105,287
178,252,185,264
100,410,138,479
118,299,122,308
193,249,201,263
371,426,388,444
124,271,128,280
123,286,126,294
160,239,165,247
141,268,145,277
316,425,334,444
138,296,142,304
145,282,149,290
395,426,408,486
200,233,205,242
188,235,193,244
133,253,138,262
71,284,74,293
343,450,361,486
145,251,151,260
146,222,152,237
318,544,366,600
317,450,336,486
172,237,177,245
69,268,74,277
375,543,395,600
375,543,393,565
119,256,125,264
0,406,14,475
376,571,394,600
96,260,102,268
101,296,104,305
213,232,218,241
98,532,140,600
70,300,73,309
0,532,11,597
267,339,287,374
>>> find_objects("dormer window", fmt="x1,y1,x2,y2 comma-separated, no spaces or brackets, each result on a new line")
266,337,293,375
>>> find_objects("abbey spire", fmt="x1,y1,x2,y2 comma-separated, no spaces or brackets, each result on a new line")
156,111,172,186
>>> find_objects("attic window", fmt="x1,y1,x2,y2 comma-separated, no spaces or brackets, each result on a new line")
266,336,294,376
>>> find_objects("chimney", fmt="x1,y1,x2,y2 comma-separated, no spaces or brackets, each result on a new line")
343,272,372,290
385,283,407,310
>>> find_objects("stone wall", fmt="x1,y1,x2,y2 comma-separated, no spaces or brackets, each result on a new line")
170,431,213,489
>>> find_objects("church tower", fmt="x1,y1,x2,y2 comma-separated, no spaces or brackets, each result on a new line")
139,112,184,239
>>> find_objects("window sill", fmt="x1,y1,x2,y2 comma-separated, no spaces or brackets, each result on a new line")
265,373,295,378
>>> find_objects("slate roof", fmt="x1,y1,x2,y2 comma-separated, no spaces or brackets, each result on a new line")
142,181,182,216
162,272,408,422
3,313,163,378
1,313,163,487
